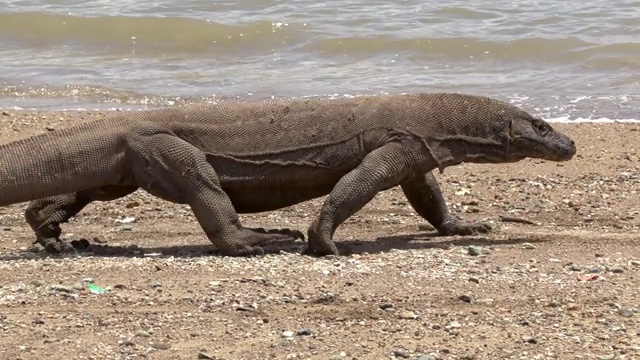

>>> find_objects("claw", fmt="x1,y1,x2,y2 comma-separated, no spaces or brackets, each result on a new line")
437,219,493,236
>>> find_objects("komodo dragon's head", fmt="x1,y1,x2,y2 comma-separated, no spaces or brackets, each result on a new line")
422,94,577,165
504,110,576,162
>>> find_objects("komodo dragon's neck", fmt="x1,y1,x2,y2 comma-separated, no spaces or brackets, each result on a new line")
420,131,510,174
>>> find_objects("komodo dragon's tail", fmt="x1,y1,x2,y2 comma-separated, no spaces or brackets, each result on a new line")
0,118,123,206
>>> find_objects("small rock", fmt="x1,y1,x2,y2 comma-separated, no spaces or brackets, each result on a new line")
198,351,214,360
630,260,640,266
135,330,151,338
115,216,136,224
523,336,537,344
618,308,634,318
610,267,624,274
568,264,582,271
72,283,84,291
393,349,410,358
93,236,108,244
296,328,311,336
458,295,472,303
235,306,255,312
467,246,481,256
31,280,45,287
597,354,616,360
566,303,579,311
417,356,434,360
113,284,127,289
33,318,45,325
468,277,480,284
125,201,141,209
418,223,435,231
398,310,417,320
115,224,133,231
150,342,171,350
447,321,461,329
282,331,295,338
1,111,10,116
379,303,393,310
148,281,162,288
122,340,135,347
522,243,536,250
587,267,601,274
50,284,74,293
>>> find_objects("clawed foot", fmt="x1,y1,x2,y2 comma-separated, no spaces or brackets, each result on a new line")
34,236,77,254
247,227,305,242
302,221,341,257
220,226,305,257
436,218,492,236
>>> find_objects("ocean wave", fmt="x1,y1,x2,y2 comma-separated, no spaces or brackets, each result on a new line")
0,12,305,56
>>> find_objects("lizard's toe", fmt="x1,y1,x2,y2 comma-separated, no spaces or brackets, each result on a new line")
438,219,492,236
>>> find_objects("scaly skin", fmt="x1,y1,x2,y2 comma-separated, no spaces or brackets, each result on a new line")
0,93,576,256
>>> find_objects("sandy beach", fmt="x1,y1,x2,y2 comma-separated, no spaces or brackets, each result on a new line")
0,110,638,359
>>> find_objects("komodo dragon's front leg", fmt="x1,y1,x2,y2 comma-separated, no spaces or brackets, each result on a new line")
401,172,492,235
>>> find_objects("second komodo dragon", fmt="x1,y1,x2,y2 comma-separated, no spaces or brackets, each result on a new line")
0,93,576,256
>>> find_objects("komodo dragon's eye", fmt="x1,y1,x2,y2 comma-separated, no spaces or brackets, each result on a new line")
534,120,548,134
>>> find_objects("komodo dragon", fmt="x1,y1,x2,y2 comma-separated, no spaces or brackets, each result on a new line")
0,93,576,257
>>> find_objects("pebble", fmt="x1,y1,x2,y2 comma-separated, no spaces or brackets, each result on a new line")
198,351,214,359
522,243,536,250
379,303,393,310
566,303,579,311
618,308,634,318
417,356,435,360
630,260,640,266
398,310,417,320
467,246,481,256
587,267,601,274
458,294,472,303
72,283,84,291
282,331,295,338
393,349,410,358
468,277,480,284
568,264,582,271
523,336,537,344
50,285,74,293
148,281,162,288
150,342,172,350
235,306,255,312
610,267,624,273
418,223,435,231
597,354,616,360
135,330,151,338
296,328,311,336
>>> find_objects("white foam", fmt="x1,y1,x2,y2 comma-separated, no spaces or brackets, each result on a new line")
546,116,640,123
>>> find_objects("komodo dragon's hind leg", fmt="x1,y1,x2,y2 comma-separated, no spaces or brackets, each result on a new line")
25,186,138,253
127,133,299,256
25,187,303,254
400,172,492,236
